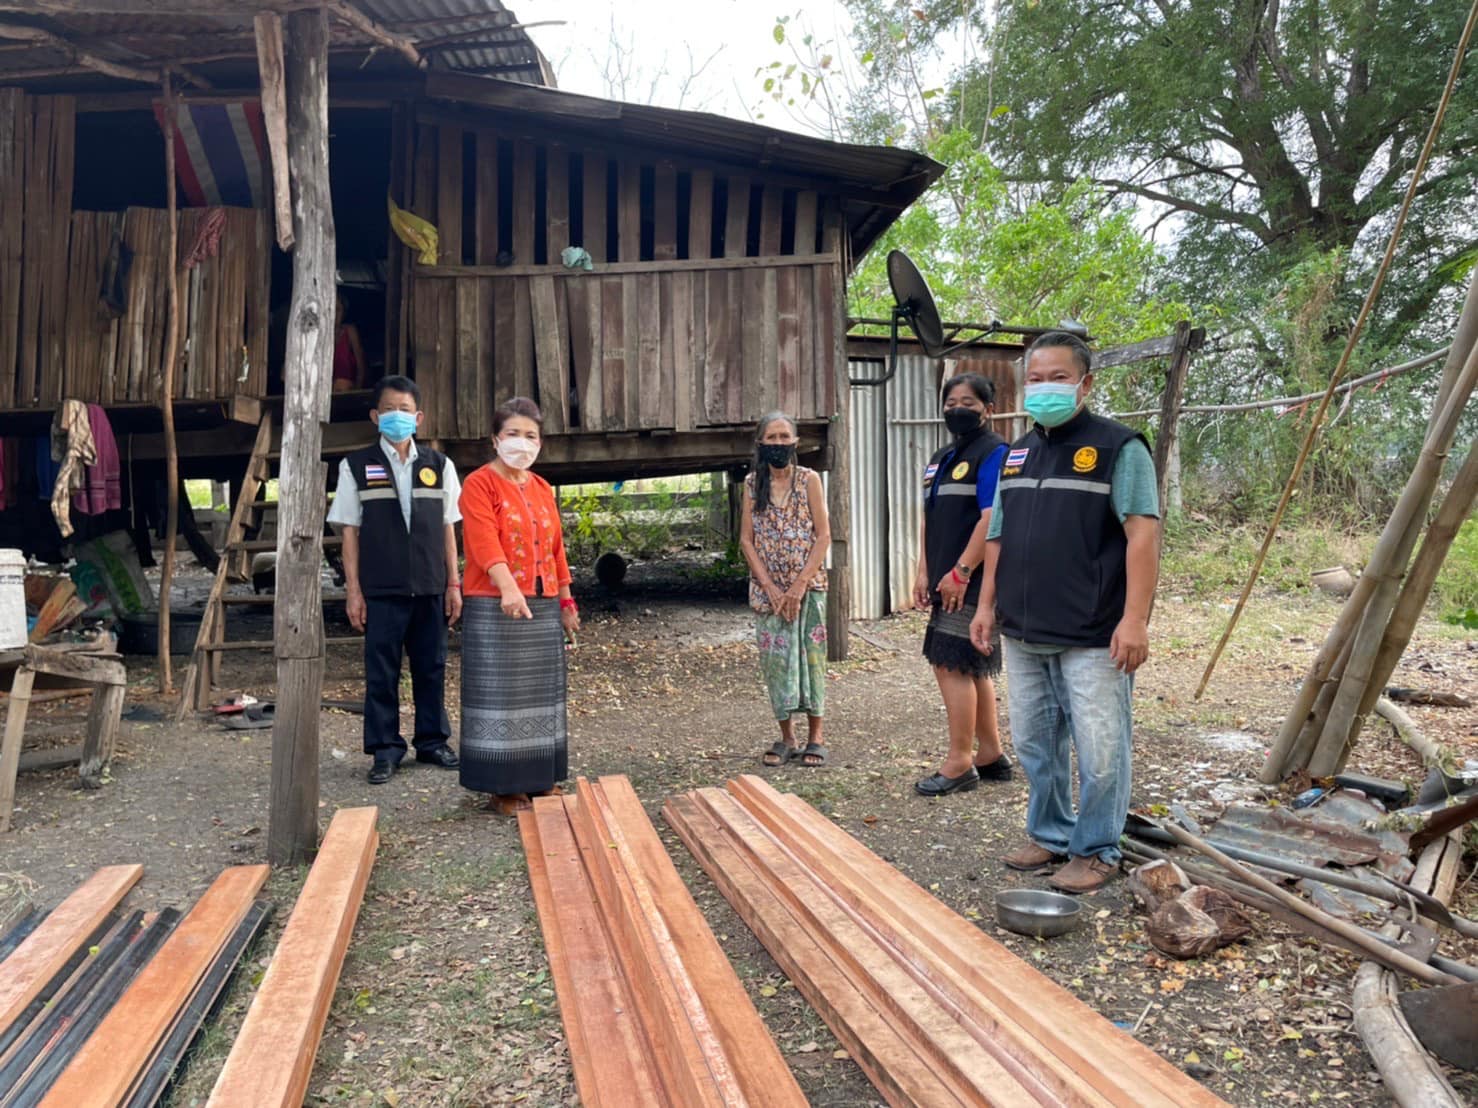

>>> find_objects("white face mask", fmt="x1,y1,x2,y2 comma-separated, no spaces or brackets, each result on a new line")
497,436,540,470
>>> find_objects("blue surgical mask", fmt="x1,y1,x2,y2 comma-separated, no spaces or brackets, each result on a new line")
1024,382,1083,429
377,410,417,443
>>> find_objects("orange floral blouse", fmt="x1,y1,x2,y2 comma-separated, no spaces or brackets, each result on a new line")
459,465,572,599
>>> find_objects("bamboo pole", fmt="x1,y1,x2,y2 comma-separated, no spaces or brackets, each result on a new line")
1346,438,1478,744
157,81,182,694
1307,343,1478,776
1196,0,1478,700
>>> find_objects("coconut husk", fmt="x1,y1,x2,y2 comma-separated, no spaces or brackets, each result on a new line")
1147,885,1253,959
1128,858,1190,913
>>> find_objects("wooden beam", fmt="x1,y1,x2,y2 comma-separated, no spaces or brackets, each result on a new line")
269,6,335,867
207,808,378,1108
39,865,270,1107
254,13,294,252
0,19,161,85
157,80,183,694
324,0,421,68
417,252,839,280
0,865,142,1032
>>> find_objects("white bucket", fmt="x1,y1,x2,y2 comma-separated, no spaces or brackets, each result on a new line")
0,549,25,650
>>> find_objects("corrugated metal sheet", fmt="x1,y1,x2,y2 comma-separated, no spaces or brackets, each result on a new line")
847,349,1026,620
848,371,887,619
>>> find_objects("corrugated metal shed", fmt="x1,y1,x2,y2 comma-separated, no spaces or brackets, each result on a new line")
847,341,1025,621
0,0,550,89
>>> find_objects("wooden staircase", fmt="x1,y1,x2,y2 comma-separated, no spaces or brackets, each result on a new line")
177,412,369,715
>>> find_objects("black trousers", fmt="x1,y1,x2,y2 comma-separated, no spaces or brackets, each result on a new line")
363,594,451,761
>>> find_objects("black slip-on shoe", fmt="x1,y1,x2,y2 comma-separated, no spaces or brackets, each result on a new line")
367,758,398,785
973,755,1014,782
416,745,460,769
914,768,980,796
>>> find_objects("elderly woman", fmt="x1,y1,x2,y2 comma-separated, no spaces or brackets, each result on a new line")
738,411,831,767
457,397,579,811
913,373,1012,796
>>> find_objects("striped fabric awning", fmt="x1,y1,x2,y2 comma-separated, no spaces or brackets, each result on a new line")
153,100,269,209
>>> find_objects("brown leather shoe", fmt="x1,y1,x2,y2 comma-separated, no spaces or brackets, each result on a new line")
1002,842,1068,872
1047,854,1120,894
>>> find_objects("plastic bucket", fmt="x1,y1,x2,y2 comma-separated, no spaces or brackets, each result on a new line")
0,549,26,650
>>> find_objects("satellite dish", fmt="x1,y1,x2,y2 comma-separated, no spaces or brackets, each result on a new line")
887,250,946,357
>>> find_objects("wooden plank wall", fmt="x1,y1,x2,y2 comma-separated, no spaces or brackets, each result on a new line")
404,116,844,441
46,207,270,407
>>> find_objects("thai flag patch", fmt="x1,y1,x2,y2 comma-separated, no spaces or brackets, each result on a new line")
1006,448,1030,467
365,464,387,481
923,463,939,485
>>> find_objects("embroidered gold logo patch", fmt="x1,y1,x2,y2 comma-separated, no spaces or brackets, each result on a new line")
1072,447,1098,474
418,466,437,486
1001,466,1021,477
951,462,970,480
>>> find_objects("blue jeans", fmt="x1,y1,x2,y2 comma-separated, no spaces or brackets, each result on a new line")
1002,637,1132,862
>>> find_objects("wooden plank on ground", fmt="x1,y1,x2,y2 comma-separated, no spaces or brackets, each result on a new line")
520,799,665,1107
38,865,268,1108
728,776,1228,1108
0,864,141,1030
663,793,960,1107
207,807,379,1108
593,777,806,1106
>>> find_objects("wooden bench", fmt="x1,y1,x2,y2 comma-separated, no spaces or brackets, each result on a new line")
0,642,127,833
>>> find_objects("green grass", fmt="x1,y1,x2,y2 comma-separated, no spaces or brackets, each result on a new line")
1436,517,1478,625
1160,518,1373,597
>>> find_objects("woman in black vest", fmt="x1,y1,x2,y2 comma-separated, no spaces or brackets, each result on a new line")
913,374,1014,796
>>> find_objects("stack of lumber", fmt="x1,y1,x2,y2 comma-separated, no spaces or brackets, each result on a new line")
519,775,806,1106
208,806,379,1108
0,863,272,1108
665,776,1228,1108
0,805,378,1108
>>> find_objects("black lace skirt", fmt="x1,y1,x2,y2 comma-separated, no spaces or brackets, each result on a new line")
922,602,1002,678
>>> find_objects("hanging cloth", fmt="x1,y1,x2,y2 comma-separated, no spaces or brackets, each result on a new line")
73,403,122,516
50,399,96,538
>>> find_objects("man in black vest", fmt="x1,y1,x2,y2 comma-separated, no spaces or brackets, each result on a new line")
327,376,464,784
970,332,1161,894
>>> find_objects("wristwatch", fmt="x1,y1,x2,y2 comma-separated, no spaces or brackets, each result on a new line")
955,562,973,578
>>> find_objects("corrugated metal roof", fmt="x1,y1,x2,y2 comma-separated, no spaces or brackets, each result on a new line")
0,0,549,88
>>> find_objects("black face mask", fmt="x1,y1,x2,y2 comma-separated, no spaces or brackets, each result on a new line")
757,443,796,468
944,407,983,437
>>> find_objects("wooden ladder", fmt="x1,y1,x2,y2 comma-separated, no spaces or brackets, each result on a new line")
177,412,360,717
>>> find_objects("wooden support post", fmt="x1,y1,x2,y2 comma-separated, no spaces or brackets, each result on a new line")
1150,321,1201,521
269,7,335,867
254,12,293,252
0,666,34,833
822,240,850,661
157,82,182,694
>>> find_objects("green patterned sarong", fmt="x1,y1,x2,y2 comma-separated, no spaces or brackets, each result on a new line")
755,589,828,721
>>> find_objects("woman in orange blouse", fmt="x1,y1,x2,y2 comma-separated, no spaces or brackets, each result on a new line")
457,397,580,810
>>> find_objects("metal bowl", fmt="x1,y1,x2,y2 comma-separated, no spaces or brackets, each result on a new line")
995,889,1084,938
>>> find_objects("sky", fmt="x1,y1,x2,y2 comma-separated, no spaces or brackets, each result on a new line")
525,0,854,134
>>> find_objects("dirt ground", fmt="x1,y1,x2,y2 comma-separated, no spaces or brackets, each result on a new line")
1,558,1475,1107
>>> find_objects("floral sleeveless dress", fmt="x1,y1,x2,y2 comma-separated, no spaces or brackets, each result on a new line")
746,468,828,720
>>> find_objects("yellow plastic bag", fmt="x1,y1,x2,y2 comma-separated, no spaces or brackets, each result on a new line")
387,193,438,265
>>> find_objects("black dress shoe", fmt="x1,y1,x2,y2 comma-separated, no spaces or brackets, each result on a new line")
973,755,1014,782
367,758,397,785
915,768,980,796
416,745,460,769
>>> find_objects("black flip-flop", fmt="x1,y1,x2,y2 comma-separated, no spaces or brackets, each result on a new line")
223,703,276,731
761,741,799,767
797,742,827,767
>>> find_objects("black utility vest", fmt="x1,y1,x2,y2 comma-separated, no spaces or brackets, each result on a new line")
344,444,449,598
923,428,1006,601
995,409,1147,647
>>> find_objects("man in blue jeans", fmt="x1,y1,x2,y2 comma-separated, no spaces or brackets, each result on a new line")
970,331,1161,894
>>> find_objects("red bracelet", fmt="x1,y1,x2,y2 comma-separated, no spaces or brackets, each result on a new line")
560,598,578,611
950,568,967,586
